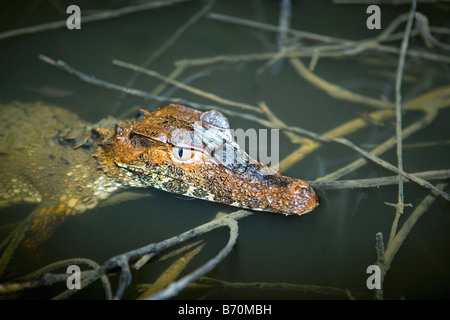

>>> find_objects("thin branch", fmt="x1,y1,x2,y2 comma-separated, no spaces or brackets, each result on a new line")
314,106,440,183
112,59,263,113
384,182,449,272
390,0,416,228
0,258,112,300
289,57,394,109
147,218,239,300
189,276,372,299
376,182,448,300
310,169,450,190
114,256,132,300
205,12,450,64
278,109,395,172
74,210,253,298
277,0,292,49
38,55,157,100
113,0,216,112
255,0,292,75
38,54,234,118
0,0,193,41
207,12,358,44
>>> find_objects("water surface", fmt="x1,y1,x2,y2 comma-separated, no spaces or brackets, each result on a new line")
0,0,449,299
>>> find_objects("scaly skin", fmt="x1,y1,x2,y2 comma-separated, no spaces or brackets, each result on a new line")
96,104,319,214
0,101,318,276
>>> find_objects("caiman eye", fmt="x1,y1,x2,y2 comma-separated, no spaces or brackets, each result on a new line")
170,146,204,164
172,147,192,161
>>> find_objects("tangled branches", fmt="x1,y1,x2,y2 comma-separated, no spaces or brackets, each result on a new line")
0,0,449,299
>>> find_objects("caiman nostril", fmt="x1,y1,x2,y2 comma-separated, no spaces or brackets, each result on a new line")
284,179,319,213
288,180,311,194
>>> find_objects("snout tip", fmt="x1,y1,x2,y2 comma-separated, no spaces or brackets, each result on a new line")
287,180,319,215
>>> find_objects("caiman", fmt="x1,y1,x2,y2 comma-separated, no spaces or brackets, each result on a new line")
0,101,318,276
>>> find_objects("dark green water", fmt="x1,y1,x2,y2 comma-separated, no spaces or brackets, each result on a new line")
0,0,449,299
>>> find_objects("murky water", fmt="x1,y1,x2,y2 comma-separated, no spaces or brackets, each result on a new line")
0,0,449,299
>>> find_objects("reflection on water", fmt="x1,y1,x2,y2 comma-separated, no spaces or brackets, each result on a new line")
0,0,449,299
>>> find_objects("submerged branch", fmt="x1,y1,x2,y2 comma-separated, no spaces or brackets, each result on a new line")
1,210,254,299
80,210,252,299
188,276,372,299
0,258,112,299
147,217,239,300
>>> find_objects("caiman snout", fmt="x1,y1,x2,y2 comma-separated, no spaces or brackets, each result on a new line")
265,178,319,215
287,180,319,214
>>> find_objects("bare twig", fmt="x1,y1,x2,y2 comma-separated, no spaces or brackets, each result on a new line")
113,0,216,113
77,210,252,299
38,54,238,116
277,0,292,49
375,182,448,300
38,55,157,100
112,59,263,113
255,0,292,75
310,169,450,190
147,217,239,300
1,210,253,299
205,12,450,64
114,256,132,300
207,12,357,44
289,57,394,109
189,276,372,299
0,0,193,41
389,0,416,236
278,109,395,172
0,258,112,300
136,242,205,299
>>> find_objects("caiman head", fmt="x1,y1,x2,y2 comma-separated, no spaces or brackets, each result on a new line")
94,104,319,215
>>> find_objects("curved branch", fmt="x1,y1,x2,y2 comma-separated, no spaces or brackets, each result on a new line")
147,218,239,300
